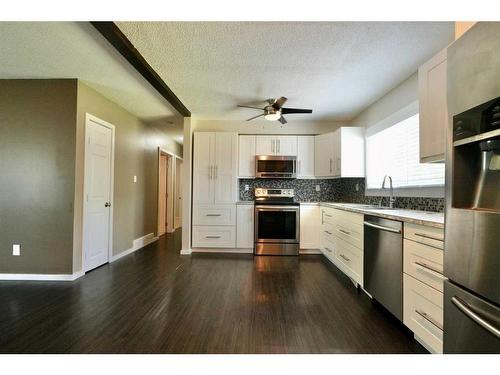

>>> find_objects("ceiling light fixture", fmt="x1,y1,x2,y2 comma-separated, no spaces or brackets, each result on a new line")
264,108,281,121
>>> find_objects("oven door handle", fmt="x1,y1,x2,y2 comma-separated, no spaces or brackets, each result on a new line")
255,206,299,211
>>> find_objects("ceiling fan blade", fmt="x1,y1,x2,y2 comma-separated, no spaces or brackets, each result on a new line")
281,107,313,114
278,116,287,124
238,104,264,110
246,113,265,121
272,96,288,110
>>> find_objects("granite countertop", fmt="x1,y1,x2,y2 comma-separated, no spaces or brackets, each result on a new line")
319,202,444,229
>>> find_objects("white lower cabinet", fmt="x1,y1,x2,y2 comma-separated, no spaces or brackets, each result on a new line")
403,223,445,354
300,205,320,249
236,204,254,248
403,274,444,353
192,225,236,248
319,205,364,286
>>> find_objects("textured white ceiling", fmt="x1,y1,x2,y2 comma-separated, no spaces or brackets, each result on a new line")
116,22,454,122
0,22,179,122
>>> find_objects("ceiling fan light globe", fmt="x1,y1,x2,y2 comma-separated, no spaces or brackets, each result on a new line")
264,112,281,121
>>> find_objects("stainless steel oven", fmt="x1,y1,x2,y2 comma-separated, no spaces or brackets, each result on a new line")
255,155,296,179
254,188,299,255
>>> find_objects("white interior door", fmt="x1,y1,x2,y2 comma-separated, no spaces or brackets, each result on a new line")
83,116,114,272
158,153,168,236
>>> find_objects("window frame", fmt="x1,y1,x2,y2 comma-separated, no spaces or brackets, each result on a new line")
364,100,445,198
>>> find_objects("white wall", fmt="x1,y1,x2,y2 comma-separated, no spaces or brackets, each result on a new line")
193,119,348,135
350,73,418,129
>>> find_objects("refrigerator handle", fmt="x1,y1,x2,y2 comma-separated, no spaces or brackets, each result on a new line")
452,296,500,339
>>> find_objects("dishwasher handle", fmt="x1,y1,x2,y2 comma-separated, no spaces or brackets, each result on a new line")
364,221,401,234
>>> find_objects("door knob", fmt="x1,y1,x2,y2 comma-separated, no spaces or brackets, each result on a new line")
105,202,111,207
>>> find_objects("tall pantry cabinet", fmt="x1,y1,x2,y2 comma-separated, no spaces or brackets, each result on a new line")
192,132,238,248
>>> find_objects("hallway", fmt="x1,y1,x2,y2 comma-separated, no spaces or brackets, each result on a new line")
0,231,424,353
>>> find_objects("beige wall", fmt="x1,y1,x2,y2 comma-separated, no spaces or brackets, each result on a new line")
74,82,182,272
0,79,77,274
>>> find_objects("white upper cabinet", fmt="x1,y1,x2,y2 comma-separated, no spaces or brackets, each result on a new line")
238,135,256,178
275,136,297,156
418,48,447,163
297,136,315,178
193,132,238,205
255,135,297,156
314,127,365,178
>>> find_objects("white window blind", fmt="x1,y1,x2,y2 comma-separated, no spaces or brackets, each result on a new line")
366,114,445,189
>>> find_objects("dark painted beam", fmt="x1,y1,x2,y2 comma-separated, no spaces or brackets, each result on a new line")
91,21,191,117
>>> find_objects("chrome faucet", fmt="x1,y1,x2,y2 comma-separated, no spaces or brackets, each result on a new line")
380,175,396,208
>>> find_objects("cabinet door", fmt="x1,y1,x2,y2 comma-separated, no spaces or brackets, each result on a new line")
255,136,276,155
214,133,238,204
238,135,256,177
419,48,447,163
332,129,341,176
300,205,320,249
193,132,214,204
338,127,365,177
236,204,254,248
297,136,315,178
314,133,334,177
276,136,297,156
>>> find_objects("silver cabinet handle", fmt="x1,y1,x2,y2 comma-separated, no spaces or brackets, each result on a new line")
205,235,221,239
414,232,444,242
272,139,275,154
415,309,443,331
298,160,301,174
324,247,333,253
338,228,351,235
215,165,218,179
206,214,222,217
414,261,446,280
324,230,332,235
323,213,332,218
451,297,500,339
363,221,401,234
339,253,351,262
278,139,281,153
329,158,333,173
208,165,212,180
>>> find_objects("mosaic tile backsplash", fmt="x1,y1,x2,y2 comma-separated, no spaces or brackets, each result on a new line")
239,178,444,212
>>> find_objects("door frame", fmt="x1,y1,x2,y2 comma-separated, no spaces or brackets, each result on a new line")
157,148,178,236
82,113,115,272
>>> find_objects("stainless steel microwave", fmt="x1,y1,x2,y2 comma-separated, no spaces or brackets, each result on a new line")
255,155,296,178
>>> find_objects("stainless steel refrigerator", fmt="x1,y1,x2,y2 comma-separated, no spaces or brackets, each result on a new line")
444,23,500,353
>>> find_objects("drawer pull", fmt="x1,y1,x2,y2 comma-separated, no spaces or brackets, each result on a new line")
323,213,332,218
205,235,221,239
451,297,500,339
339,253,351,262
324,247,333,253
415,309,443,331
414,232,444,242
324,230,332,235
205,214,222,217
414,261,446,280
338,228,351,235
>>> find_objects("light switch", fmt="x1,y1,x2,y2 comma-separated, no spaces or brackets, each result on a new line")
13,244,20,256
315,185,321,192
133,175,137,183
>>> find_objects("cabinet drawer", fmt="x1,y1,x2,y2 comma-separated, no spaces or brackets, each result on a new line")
334,221,363,250
321,236,335,261
321,222,335,243
404,239,445,292
403,274,443,353
404,223,444,250
192,226,236,248
321,207,336,225
333,235,363,285
193,205,236,226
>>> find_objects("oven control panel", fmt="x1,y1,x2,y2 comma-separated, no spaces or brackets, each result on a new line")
255,188,294,198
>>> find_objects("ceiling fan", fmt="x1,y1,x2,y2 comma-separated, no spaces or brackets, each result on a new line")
238,97,312,124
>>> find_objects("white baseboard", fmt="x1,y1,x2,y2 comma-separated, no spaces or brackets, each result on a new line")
299,249,322,254
0,270,84,281
111,232,158,262
180,248,192,255
192,248,253,254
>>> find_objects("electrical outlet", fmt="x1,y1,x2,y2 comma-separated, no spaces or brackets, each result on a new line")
13,244,20,256
355,183,359,192
133,175,137,183
244,184,250,191
315,185,321,192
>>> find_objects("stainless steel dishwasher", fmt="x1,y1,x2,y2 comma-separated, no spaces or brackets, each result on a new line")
363,215,403,321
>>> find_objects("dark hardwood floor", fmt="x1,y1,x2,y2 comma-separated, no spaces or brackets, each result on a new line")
0,231,425,354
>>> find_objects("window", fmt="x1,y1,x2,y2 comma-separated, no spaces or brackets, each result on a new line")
366,114,445,190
